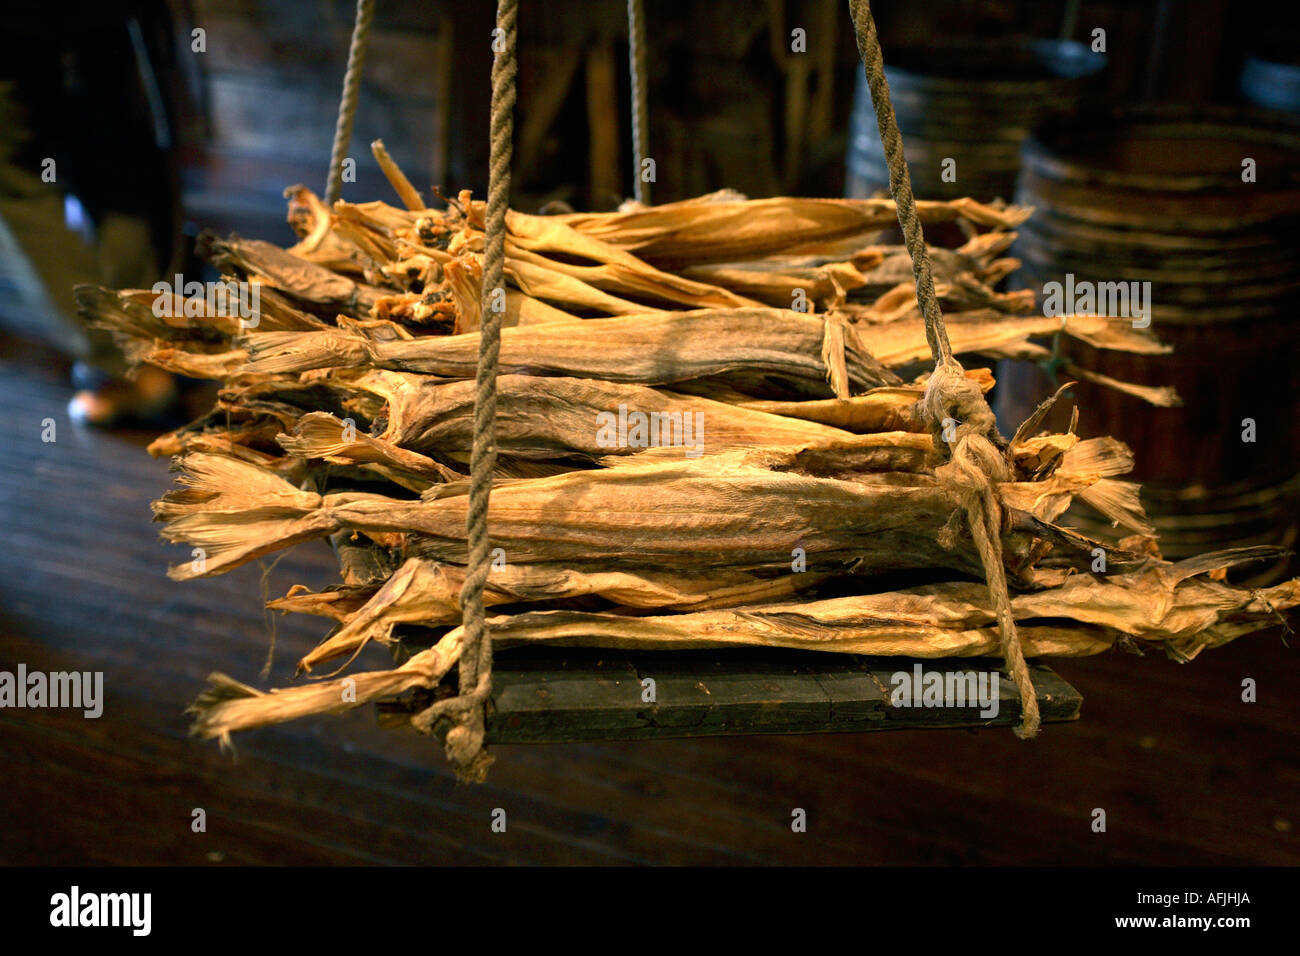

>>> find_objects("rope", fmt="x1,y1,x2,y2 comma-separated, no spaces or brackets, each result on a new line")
627,0,651,204
846,0,1039,738
325,0,376,206
412,0,518,780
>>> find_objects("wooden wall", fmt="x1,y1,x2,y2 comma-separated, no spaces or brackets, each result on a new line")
177,0,461,241
170,0,1265,241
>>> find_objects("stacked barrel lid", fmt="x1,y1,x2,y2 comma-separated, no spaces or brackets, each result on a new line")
76,162,1299,746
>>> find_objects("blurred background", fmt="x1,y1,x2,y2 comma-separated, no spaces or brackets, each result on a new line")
0,0,1297,865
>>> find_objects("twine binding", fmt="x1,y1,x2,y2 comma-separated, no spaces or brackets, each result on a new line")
847,0,1040,737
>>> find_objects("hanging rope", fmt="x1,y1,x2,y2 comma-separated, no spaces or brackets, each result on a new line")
627,0,651,204
411,0,518,780
325,0,376,205
845,0,1039,738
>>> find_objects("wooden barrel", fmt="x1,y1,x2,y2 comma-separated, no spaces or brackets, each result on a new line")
1000,105,1300,575
845,38,1105,202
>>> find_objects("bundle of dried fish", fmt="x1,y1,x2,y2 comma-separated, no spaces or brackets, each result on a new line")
76,146,1170,406
68,163,1293,760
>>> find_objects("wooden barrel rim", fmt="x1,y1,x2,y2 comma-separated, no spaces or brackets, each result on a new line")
1139,471,1300,507
1016,171,1300,224
1021,104,1300,194
878,37,1105,92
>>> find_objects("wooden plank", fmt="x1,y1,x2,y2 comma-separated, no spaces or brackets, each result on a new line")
490,653,641,741
584,40,621,207
206,75,439,170
475,647,1081,743
197,17,448,101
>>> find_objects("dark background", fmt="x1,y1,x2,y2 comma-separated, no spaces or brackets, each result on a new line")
6,0,1294,246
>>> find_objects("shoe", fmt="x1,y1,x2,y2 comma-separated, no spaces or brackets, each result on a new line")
67,364,181,428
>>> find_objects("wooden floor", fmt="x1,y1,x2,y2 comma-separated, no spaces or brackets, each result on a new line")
1,339,1297,866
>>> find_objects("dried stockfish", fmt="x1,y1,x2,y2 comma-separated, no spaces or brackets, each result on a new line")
291,557,834,674
457,553,1300,658
186,549,1298,740
504,241,763,311
197,233,386,318
545,195,1032,267
737,368,995,433
845,308,1174,402
155,441,1132,583
278,372,852,467
287,434,1143,673
241,308,901,397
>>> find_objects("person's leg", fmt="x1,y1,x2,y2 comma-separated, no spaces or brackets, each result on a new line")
69,211,178,424
0,10,183,427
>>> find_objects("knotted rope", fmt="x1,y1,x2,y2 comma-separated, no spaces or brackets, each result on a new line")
410,0,518,779
627,0,651,204
325,0,376,206
846,0,1039,737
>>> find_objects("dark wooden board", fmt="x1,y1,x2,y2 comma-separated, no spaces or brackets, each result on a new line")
481,648,1081,743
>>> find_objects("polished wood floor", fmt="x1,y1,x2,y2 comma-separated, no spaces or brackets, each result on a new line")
1,339,1296,865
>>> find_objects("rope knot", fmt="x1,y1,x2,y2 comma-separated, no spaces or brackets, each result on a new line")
916,365,1039,738
921,361,999,453
445,723,493,782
